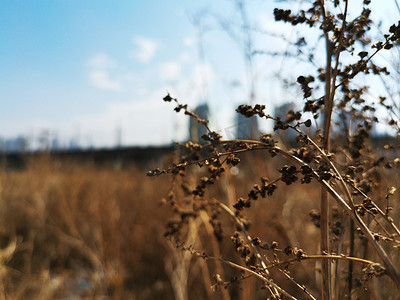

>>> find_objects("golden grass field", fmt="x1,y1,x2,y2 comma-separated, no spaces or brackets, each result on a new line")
0,150,399,299
0,155,176,299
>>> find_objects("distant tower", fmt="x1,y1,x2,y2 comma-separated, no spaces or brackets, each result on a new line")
51,133,60,150
188,14,211,145
275,102,296,119
235,114,259,140
189,103,209,143
274,102,297,142
115,124,122,148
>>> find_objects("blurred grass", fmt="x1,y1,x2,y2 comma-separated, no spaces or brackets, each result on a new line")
0,155,175,299
0,151,398,299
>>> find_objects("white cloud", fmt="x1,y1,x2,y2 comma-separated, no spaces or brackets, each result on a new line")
71,62,218,147
189,62,214,100
160,61,181,82
73,88,179,147
86,53,124,91
89,70,122,91
132,36,159,63
87,53,117,69
183,36,195,47
257,12,292,39
257,12,274,32
179,51,193,63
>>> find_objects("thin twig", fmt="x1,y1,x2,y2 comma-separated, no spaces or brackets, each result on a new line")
320,0,333,297
267,254,378,270
199,255,297,300
217,202,280,298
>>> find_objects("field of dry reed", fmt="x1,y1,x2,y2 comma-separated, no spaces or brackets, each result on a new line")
1,148,398,299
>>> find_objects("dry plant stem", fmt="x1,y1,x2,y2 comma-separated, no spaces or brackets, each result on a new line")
321,0,333,150
372,217,394,239
165,240,188,300
303,129,357,295
334,32,397,90
217,202,271,273
158,3,400,296
270,146,400,289
352,185,400,238
192,224,218,300
218,201,319,299
217,202,280,298
290,127,354,206
216,139,400,288
348,219,355,296
372,233,400,245
320,0,333,297
165,220,198,300
276,267,317,300
200,255,297,300
287,169,398,289
312,0,354,212
267,254,377,270
325,0,348,144
198,211,231,300
218,140,353,209
319,183,400,289
274,152,400,290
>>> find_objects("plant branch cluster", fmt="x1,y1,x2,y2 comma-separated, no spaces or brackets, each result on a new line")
150,1,400,298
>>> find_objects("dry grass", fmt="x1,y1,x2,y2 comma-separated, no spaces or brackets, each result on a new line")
0,148,399,299
149,141,400,299
0,153,327,299
0,156,175,299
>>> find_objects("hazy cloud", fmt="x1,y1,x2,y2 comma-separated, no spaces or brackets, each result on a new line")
86,53,123,91
133,36,159,63
89,70,122,91
191,62,214,99
87,53,117,69
160,61,181,82
183,36,195,47
74,89,178,147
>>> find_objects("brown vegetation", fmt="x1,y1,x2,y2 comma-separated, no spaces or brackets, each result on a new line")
149,1,400,298
0,157,175,299
2,1,400,299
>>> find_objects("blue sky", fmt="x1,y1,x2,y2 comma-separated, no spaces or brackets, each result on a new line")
1,0,398,148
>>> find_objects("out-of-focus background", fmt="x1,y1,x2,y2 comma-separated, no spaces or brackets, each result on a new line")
1,0,400,299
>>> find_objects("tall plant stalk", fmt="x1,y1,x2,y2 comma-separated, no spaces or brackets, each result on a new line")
152,0,400,297
320,0,333,297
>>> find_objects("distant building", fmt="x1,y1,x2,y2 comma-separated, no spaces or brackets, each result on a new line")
274,102,297,143
51,136,60,150
274,102,296,121
189,103,209,143
338,109,378,137
235,114,259,140
0,138,5,153
4,136,29,153
69,139,81,150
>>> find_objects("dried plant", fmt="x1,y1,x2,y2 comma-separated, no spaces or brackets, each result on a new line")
150,1,400,299
0,158,177,299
